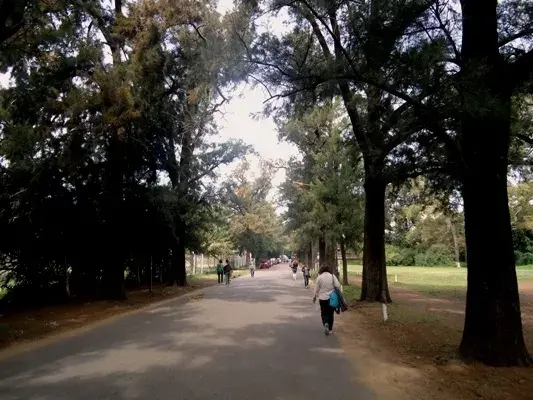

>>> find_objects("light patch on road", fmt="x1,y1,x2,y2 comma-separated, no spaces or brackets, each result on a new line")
24,345,184,384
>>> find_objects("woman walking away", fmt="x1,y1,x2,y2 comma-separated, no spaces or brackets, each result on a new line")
223,259,232,285
291,258,299,281
313,265,341,335
216,259,224,284
302,264,311,288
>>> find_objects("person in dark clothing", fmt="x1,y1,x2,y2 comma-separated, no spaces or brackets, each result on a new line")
223,259,232,285
216,259,224,283
302,264,311,288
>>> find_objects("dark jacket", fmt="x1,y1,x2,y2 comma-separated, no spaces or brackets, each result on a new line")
223,263,232,274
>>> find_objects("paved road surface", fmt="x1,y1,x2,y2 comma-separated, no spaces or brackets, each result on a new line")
0,264,372,400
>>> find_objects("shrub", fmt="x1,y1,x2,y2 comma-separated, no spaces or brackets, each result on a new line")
414,244,454,266
386,245,416,266
515,251,533,266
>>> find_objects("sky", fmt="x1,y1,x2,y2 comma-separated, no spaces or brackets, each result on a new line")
214,1,296,197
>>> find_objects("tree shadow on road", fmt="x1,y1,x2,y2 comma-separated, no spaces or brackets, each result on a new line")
0,276,372,400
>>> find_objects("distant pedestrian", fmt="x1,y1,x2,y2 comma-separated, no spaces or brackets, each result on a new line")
302,264,311,288
216,259,224,284
291,258,299,281
249,261,255,278
313,265,341,336
223,259,232,285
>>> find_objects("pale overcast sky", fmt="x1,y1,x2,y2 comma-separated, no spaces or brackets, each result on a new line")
215,0,296,196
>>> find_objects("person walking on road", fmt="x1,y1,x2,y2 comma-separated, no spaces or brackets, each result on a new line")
313,265,342,335
216,259,224,284
302,264,311,288
223,259,232,285
249,260,255,278
291,258,299,281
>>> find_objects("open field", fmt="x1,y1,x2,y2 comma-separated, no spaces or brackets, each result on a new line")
337,264,533,399
347,263,533,297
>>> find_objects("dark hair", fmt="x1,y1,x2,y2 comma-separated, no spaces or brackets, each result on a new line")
225,259,229,263
318,265,330,275
219,259,222,263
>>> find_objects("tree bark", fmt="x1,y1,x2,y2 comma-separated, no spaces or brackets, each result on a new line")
326,238,338,276
460,123,531,365
307,242,313,270
458,0,532,366
168,241,187,286
360,173,391,303
176,242,187,286
101,254,126,300
446,218,461,268
318,235,326,268
311,239,316,270
340,239,348,285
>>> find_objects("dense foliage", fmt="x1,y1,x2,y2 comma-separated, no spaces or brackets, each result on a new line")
3,0,533,368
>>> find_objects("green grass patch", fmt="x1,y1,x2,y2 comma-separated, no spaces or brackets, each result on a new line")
342,284,361,302
347,263,533,297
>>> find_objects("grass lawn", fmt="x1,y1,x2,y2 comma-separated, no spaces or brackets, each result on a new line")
336,262,533,400
346,262,533,297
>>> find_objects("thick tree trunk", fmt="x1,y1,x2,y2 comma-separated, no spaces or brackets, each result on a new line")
360,173,391,303
101,255,126,300
460,125,531,365
318,236,326,268
340,240,348,285
458,0,532,366
326,238,338,276
169,241,187,286
176,242,187,286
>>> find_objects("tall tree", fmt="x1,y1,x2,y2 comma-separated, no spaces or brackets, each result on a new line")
223,160,284,264
243,0,445,301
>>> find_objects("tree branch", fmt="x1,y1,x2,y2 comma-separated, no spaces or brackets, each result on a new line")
499,27,533,48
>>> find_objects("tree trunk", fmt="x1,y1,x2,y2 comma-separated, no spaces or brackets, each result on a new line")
460,126,531,365
101,255,126,300
318,236,326,268
340,240,348,285
168,241,187,286
170,241,187,287
307,242,313,270
360,173,391,303
326,238,337,276
458,0,532,366
446,218,461,268
311,239,316,270
64,256,70,298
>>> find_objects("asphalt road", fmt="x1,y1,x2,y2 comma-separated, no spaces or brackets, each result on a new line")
0,264,372,400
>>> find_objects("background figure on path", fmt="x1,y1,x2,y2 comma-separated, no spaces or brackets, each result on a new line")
216,259,224,284
223,259,232,285
249,260,255,278
313,265,341,336
302,264,310,288
291,258,299,281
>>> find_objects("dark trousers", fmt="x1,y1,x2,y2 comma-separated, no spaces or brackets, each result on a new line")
304,275,310,287
319,299,334,330
217,272,224,283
